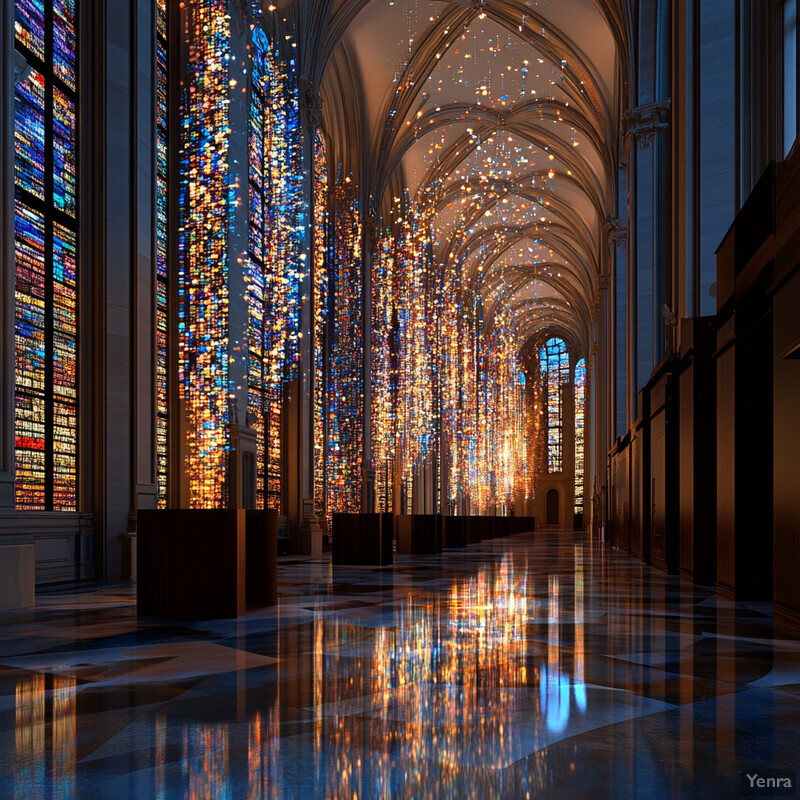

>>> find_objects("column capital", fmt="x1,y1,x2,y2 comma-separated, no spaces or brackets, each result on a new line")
604,217,627,248
623,100,670,148
299,77,323,124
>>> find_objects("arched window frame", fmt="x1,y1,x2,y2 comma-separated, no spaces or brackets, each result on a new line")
539,337,569,474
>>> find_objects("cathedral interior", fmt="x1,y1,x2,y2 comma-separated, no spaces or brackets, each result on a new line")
2,0,800,797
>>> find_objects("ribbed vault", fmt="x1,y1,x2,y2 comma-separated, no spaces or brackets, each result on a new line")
270,0,628,358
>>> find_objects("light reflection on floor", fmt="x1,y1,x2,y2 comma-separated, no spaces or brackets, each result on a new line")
1,532,799,798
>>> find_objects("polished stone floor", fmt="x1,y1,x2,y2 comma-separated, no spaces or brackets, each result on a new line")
1,531,799,799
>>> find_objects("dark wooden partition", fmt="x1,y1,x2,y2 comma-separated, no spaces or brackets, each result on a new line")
647,358,680,574
443,516,467,548
508,516,536,535
396,514,443,554
678,317,717,585
245,509,278,606
773,260,800,624
137,509,246,619
465,516,482,544
715,181,774,601
332,513,391,565
478,516,494,541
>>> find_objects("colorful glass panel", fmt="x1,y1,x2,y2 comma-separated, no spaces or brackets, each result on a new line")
327,182,363,514
178,0,231,507
155,0,169,507
14,2,79,510
53,0,76,90
15,0,45,60
540,337,569,474
14,70,46,202
574,358,586,514
312,129,328,517
52,86,76,216
246,29,304,510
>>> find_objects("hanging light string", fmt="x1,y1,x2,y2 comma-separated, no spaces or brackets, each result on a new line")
371,187,531,514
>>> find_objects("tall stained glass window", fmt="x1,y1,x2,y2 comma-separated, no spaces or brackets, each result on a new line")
539,337,569,474
574,358,586,513
13,0,79,510
327,181,363,514
247,28,304,510
312,129,328,518
155,0,169,507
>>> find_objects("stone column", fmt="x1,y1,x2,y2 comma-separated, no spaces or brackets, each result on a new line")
285,87,321,553
177,1,254,510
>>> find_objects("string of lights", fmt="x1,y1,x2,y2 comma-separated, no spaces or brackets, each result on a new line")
371,189,531,514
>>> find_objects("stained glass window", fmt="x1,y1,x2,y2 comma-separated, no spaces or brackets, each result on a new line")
312,129,329,518
13,0,79,510
155,0,169,508
539,337,569,474
327,182,364,514
574,358,586,514
246,29,304,511
178,0,232,508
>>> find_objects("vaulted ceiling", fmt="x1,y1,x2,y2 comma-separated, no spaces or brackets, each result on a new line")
281,0,629,356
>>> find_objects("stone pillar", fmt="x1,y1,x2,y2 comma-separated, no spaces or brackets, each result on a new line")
283,89,321,554
99,0,161,576
176,2,255,511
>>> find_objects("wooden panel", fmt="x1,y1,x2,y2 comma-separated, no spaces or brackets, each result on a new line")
332,513,390,565
245,509,278,606
774,270,800,615
508,516,536,535
478,516,494,541
716,225,735,313
443,516,467,548
694,320,718,584
630,438,641,557
734,309,773,599
649,368,680,574
0,542,35,609
650,407,667,569
465,516,482,544
716,329,736,592
679,358,695,575
137,509,246,619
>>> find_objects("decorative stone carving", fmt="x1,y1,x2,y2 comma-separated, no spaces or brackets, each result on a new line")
299,77,323,122
623,100,670,147
604,218,627,248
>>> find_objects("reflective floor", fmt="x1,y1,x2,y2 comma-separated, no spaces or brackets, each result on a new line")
1,532,799,799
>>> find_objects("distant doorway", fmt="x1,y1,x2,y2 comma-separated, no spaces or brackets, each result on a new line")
546,489,559,525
